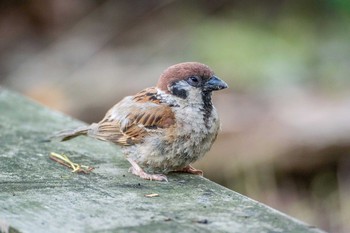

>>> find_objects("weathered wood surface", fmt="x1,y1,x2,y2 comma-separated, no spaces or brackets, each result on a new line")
0,88,326,233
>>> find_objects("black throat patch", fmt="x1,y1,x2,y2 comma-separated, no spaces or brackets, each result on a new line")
202,92,213,128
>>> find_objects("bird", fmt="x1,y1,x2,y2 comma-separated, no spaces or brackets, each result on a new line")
55,62,228,181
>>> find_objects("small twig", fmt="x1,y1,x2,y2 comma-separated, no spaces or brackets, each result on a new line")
144,193,159,198
50,152,94,174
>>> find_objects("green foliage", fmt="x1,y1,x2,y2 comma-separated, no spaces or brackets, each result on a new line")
191,14,350,92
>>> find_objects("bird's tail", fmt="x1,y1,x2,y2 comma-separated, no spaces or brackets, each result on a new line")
50,125,90,141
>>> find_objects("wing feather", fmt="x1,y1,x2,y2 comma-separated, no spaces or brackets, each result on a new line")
89,87,175,146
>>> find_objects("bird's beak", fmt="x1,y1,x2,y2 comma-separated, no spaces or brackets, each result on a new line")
203,76,228,92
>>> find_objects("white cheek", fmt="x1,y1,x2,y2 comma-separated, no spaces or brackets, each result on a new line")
173,81,203,105
187,88,204,105
174,80,191,91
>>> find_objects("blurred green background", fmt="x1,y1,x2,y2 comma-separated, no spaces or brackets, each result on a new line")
1,1,350,232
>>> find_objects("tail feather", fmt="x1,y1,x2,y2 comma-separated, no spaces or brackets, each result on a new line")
52,126,89,141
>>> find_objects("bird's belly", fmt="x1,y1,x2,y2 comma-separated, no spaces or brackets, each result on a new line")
122,129,217,174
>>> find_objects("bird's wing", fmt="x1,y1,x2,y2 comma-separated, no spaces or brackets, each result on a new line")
91,87,176,146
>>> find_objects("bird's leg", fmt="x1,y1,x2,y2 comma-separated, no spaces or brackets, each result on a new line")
176,165,203,176
126,158,168,182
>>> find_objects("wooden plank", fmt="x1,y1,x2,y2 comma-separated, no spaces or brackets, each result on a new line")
0,88,326,233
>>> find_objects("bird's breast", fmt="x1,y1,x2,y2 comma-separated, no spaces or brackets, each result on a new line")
170,105,220,155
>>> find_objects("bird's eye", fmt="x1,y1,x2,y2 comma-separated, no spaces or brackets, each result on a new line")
190,76,199,82
187,76,201,87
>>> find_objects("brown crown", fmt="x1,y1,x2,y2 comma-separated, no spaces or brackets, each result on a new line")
157,62,214,92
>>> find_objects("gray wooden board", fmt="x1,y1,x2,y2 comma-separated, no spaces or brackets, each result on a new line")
0,88,326,233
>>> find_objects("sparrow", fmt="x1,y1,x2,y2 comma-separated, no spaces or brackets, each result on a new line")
55,62,228,181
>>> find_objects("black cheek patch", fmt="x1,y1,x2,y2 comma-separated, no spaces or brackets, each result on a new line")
171,85,188,99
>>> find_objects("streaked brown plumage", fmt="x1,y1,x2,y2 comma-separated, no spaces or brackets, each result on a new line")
55,62,228,181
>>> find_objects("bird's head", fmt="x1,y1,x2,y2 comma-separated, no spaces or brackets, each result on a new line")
157,62,228,102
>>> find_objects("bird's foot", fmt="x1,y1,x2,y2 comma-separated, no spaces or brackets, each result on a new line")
128,167,168,181
127,158,168,181
176,165,203,176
